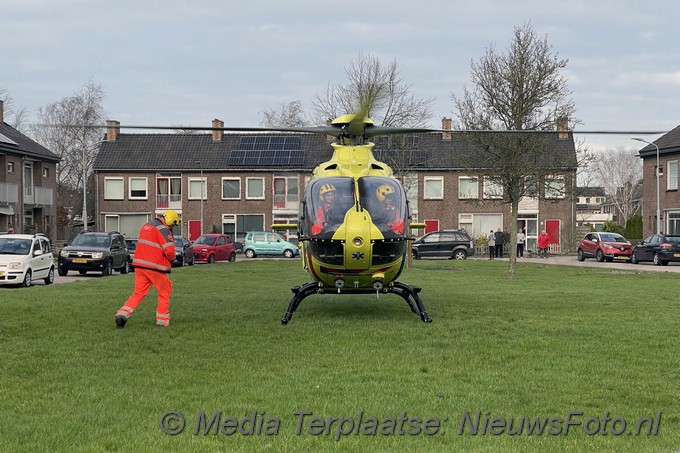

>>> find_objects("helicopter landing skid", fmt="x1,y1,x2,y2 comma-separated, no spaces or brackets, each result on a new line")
280,281,432,325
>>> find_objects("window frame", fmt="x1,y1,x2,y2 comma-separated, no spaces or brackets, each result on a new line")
458,176,479,200
221,177,241,200
246,177,265,200
128,176,148,200
423,176,443,200
667,160,678,190
104,177,124,200
188,177,207,200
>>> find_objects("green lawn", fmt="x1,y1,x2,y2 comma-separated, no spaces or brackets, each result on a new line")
1,259,678,452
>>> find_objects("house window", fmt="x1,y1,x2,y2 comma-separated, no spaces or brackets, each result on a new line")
104,177,124,200
545,175,565,199
7,162,14,173
222,178,241,199
483,177,503,199
188,177,207,200
667,161,678,190
458,176,478,199
424,177,443,199
129,177,148,199
524,176,538,197
667,212,680,235
246,177,265,200
458,213,503,238
273,176,299,208
42,167,49,178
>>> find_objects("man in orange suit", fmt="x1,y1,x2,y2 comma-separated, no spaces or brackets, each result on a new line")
115,210,179,328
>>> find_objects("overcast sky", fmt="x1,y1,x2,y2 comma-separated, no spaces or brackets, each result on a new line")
1,0,678,152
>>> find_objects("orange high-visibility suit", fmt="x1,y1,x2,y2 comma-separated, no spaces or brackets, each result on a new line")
116,218,176,326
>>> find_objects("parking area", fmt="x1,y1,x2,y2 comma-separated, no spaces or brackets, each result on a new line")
481,254,680,273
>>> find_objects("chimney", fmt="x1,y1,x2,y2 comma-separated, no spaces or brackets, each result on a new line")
212,118,224,142
557,117,569,140
106,120,120,141
441,117,452,140
0,100,4,123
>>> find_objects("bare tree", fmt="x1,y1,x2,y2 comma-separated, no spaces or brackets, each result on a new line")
32,82,106,227
0,87,29,132
593,147,642,225
260,100,310,128
452,23,577,278
311,53,434,128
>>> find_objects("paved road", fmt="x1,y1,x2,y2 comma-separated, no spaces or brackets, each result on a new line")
477,254,680,273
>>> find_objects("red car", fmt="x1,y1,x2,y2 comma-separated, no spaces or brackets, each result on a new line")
577,232,632,262
192,234,236,263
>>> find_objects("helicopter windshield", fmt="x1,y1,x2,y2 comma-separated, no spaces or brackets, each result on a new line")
358,177,408,238
305,177,355,239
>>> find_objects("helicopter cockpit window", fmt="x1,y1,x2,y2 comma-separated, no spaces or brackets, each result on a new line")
305,177,354,238
358,177,408,238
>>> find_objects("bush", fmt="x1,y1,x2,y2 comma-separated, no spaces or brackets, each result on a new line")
603,220,626,236
625,214,643,239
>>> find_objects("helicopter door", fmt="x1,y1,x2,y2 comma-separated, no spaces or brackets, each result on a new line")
304,177,354,239
358,177,408,238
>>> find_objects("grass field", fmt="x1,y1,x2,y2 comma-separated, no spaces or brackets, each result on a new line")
1,258,679,452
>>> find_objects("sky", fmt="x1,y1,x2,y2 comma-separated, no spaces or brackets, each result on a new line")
1,0,679,153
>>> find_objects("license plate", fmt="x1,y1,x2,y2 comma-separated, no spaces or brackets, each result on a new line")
675,254,680,258
0,271,3,277
73,258,88,263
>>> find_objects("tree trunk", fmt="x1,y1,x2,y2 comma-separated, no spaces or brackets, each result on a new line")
507,201,519,279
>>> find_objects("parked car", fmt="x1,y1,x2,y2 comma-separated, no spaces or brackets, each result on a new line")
242,231,299,258
58,231,130,276
192,234,236,263
174,236,195,266
577,232,632,262
411,230,475,260
0,233,55,287
125,238,138,272
630,234,680,266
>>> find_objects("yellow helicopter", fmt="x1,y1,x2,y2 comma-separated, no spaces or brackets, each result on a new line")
265,110,435,324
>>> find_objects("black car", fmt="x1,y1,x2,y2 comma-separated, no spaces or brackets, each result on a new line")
411,230,475,260
173,237,195,267
631,234,680,266
58,231,130,276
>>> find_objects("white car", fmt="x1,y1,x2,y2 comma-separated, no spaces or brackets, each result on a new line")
0,233,55,287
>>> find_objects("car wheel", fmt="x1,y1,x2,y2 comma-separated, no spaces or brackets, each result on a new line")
596,249,605,262
662,260,669,266
120,259,129,274
102,261,112,276
283,249,294,258
58,267,67,276
79,270,87,275
412,250,419,260
229,252,236,262
44,267,55,285
630,252,639,264
653,253,662,266
453,250,467,260
208,254,215,264
577,249,585,261
245,249,255,258
22,270,32,287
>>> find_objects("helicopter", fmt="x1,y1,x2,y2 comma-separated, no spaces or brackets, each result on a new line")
268,111,435,325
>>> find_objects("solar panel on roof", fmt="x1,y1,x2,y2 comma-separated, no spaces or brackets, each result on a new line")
0,132,18,146
230,136,304,166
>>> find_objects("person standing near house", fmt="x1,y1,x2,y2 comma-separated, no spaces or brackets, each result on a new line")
516,228,526,258
115,210,179,329
487,230,496,260
538,230,550,258
494,227,504,258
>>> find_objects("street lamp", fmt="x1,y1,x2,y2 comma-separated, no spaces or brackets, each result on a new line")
195,160,203,234
632,138,661,234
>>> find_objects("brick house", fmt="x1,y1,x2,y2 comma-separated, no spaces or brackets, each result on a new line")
636,125,680,236
93,119,576,253
0,100,59,237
